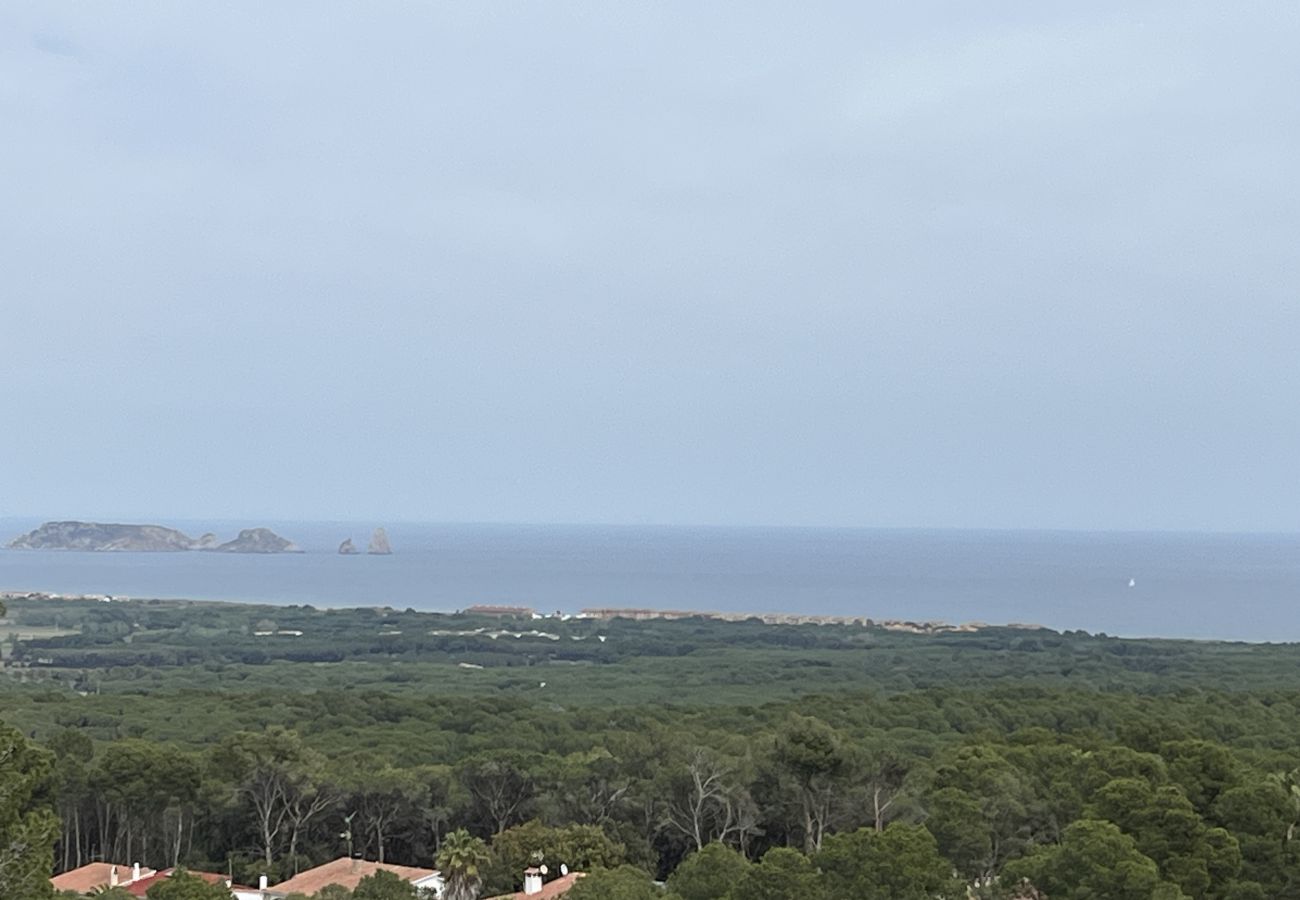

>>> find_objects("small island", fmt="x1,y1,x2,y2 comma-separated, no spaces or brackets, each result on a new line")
7,521,302,554
210,527,302,554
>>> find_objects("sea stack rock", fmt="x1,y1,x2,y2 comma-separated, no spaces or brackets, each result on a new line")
194,532,220,550
338,538,358,555
367,527,393,555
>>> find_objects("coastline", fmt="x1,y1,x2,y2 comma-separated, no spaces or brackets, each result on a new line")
0,588,1063,638
4,523,1298,641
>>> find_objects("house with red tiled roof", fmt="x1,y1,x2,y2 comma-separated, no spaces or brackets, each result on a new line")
487,867,585,899
265,857,443,897
123,868,257,898
51,861,155,894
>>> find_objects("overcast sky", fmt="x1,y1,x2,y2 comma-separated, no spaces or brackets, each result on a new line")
2,3,1297,530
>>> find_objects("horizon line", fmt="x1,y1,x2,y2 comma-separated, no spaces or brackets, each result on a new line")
2,513,1298,539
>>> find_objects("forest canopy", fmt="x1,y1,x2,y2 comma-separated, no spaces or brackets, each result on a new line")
6,595,1300,897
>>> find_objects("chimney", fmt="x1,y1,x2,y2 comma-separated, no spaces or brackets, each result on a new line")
259,875,269,891
133,862,142,881
110,866,119,887
523,867,543,896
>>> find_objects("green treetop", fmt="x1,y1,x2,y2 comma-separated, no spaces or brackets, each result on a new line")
666,843,750,900
0,724,58,900
565,866,663,900
145,869,236,900
353,869,419,900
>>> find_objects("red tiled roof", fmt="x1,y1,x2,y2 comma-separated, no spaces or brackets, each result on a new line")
124,868,251,896
487,872,585,899
269,858,438,895
51,862,156,893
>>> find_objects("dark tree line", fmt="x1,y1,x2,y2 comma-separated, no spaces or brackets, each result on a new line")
21,707,1300,898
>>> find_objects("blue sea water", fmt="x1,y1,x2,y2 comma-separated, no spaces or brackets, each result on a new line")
1,518,1298,641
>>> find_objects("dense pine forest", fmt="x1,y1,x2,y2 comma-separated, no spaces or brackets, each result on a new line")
5,594,1300,899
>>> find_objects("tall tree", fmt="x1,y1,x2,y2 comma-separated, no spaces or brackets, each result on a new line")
458,755,536,836
336,759,419,864
925,744,1031,880
770,717,849,854
47,728,93,872
0,724,58,900
660,748,757,852
546,749,632,828
859,747,911,834
411,765,457,855
211,727,323,867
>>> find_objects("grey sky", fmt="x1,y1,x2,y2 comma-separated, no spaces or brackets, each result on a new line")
2,3,1298,530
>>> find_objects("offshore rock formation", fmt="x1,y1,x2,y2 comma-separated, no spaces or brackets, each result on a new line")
367,527,393,555
212,528,302,554
7,521,301,554
8,521,195,552
338,538,358,555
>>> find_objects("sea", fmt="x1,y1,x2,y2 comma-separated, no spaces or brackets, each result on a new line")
1,518,1298,642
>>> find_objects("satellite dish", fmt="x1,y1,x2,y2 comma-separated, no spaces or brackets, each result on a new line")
561,864,569,876
539,865,549,875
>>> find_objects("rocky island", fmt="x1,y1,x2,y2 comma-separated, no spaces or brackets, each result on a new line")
211,527,302,554
7,521,302,553
367,527,393,555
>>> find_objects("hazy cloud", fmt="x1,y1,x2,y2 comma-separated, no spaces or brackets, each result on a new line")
2,3,1297,529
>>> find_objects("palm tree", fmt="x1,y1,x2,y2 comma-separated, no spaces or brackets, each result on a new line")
437,828,491,900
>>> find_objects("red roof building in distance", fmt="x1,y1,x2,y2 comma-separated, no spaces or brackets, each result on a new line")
123,868,253,896
51,862,156,894
266,857,442,897
488,868,585,899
